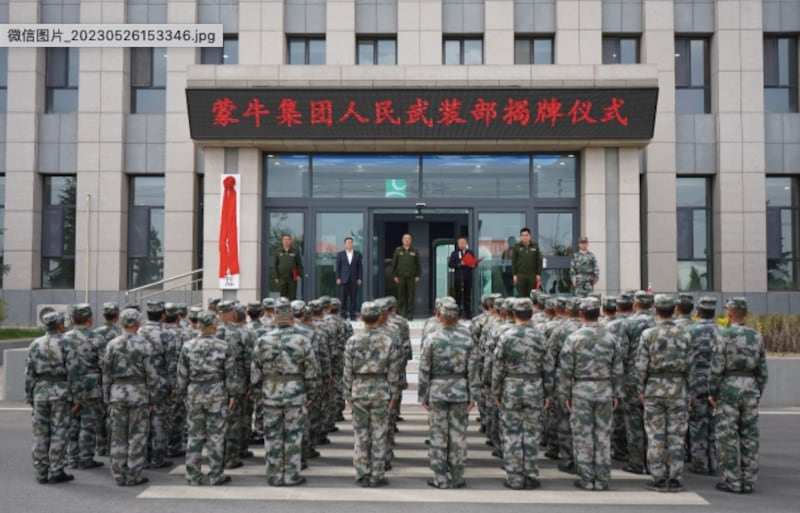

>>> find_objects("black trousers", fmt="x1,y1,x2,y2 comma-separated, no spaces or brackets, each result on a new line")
454,277,473,319
339,280,358,319
278,279,298,300
397,276,416,319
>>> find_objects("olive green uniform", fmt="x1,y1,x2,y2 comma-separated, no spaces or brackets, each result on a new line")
273,247,303,300
511,242,543,298
391,246,421,319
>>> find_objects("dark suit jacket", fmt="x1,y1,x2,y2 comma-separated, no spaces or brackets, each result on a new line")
335,250,363,284
448,248,475,282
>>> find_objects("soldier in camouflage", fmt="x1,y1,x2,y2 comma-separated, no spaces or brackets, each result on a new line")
622,291,655,475
163,302,190,458
233,303,257,460
92,302,122,457
177,310,237,486
674,294,695,330
492,298,554,490
343,302,401,487
25,311,79,484
542,297,566,459
246,301,268,445
138,301,176,469
216,300,247,469
310,299,339,439
385,297,412,427
709,298,768,495
550,297,583,473
570,236,599,297
64,303,105,470
604,295,631,463
421,297,445,343
251,299,319,486
418,301,481,489
261,298,276,330
635,295,692,492
559,297,623,491
686,296,719,475
103,308,159,486
292,300,328,463
482,298,515,456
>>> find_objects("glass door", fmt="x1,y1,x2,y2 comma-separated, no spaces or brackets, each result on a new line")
314,211,365,301
536,210,577,295
264,211,305,298
477,211,526,297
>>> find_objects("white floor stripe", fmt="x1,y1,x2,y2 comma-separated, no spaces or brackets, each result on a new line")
137,486,708,505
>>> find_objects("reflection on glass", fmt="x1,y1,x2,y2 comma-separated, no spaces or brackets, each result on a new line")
133,176,166,207
423,155,529,198
514,39,530,64
768,259,795,290
676,89,706,114
540,269,571,295
537,213,573,256
677,260,708,291
463,39,483,64
269,212,304,295
42,258,75,289
266,154,309,197
533,154,576,198
766,177,792,207
308,39,325,64
357,41,374,65
288,40,306,64
477,212,525,297
313,154,419,198
676,177,707,207
315,212,364,300
444,40,461,64
533,39,553,64
377,40,396,65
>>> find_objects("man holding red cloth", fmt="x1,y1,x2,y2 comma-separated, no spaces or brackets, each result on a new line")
448,237,480,319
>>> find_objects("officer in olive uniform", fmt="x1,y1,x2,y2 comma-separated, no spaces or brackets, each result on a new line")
391,233,422,320
511,227,543,298
273,234,303,300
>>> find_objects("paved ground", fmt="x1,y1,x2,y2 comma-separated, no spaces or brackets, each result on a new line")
1,399,799,513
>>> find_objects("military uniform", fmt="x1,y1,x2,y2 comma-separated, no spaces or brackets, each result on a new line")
64,304,105,469
491,299,554,489
103,309,160,486
293,303,329,459
177,311,237,486
92,302,122,456
511,241,542,298
391,245,421,319
251,301,318,486
686,297,719,475
343,302,401,487
559,297,623,490
482,299,515,452
273,245,303,300
25,312,79,484
215,301,248,469
163,302,191,458
635,295,692,492
570,238,599,297
709,298,768,494
418,303,481,489
604,296,631,462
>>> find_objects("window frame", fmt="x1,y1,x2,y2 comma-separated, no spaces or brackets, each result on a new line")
602,35,640,64
676,176,713,291
442,36,484,65
287,36,326,65
674,36,711,114
41,174,77,289
763,34,799,113
766,176,800,290
127,175,166,289
200,34,239,65
0,173,4,288
130,47,167,114
45,47,79,114
355,36,397,65
513,35,554,65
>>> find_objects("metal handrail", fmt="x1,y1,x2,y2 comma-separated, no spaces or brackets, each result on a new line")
124,268,203,296
135,277,204,303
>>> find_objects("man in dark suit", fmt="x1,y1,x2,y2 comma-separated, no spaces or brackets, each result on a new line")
335,237,363,320
448,237,476,319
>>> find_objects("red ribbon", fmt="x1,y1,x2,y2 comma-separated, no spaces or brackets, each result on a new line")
219,175,240,278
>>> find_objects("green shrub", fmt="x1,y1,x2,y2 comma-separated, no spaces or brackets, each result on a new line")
745,314,800,354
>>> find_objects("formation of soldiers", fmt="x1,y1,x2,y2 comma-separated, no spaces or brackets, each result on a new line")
24,288,767,495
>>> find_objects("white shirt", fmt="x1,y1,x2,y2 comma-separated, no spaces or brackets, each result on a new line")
346,250,354,264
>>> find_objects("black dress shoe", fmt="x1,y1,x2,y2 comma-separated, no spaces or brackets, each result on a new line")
397,417,405,422
151,460,173,469
491,450,503,458
525,477,541,490
394,426,399,434
284,477,307,487
48,472,75,484
129,477,149,487
224,461,243,469
558,462,577,474
308,449,321,459
78,460,104,469
319,437,332,445
741,484,753,494
544,450,560,460
36,475,49,485
240,450,254,459
485,440,494,447
573,479,593,490
210,475,232,486
301,462,308,470
503,480,523,490
328,427,340,433
716,482,740,494
424,439,430,445
668,479,684,492
355,476,371,488
645,479,668,492
622,464,645,475
371,477,389,487
384,461,392,471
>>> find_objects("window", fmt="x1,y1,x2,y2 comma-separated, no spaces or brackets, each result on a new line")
764,35,798,113
356,37,397,65
675,37,710,114
131,48,167,113
312,154,419,198
45,48,79,113
514,36,554,64
533,154,577,198
0,174,5,288
676,177,712,291
42,175,76,288
443,37,483,65
603,36,640,64
766,177,800,290
128,176,165,288
201,35,239,65
265,154,310,197
287,37,325,65
0,48,7,113
422,155,529,198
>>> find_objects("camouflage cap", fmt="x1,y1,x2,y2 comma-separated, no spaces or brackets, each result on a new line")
217,300,236,313
514,298,533,313
439,301,460,318
70,303,92,320
480,294,492,306
726,297,748,312
123,303,141,312
579,235,589,243
579,297,600,313
42,311,65,329
634,291,654,307
247,301,263,311
603,297,617,310
235,303,247,316
188,306,203,321
120,308,141,328
290,300,306,316
677,293,694,308
537,293,551,304
102,302,120,316
197,310,219,328
146,300,165,314
319,295,332,307
309,299,325,313
262,298,276,309
274,298,293,317
616,293,634,307
697,296,717,311
529,289,540,303
545,298,557,310
385,296,398,308
374,298,391,313
434,297,445,310
566,297,582,315
555,297,568,309
360,302,380,317
207,297,222,308
654,294,676,310
164,302,179,317
177,303,188,316
330,298,342,307
501,298,516,313
589,292,602,301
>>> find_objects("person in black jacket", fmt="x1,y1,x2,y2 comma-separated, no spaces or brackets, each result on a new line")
448,237,476,319
335,237,364,320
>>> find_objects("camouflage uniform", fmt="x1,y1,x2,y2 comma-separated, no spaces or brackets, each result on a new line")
310,302,339,434
234,305,257,458
103,309,160,486
163,303,191,458
570,242,599,298
215,301,247,469
293,302,328,458
25,313,79,483
418,304,481,489
541,298,564,455
548,298,582,465
709,298,768,494
176,311,237,485
64,304,106,468
559,298,623,490
604,296,631,462
92,303,122,456
686,297,719,475
635,296,692,491
138,302,177,468
491,299,554,489
251,302,318,486
343,302,401,486
386,301,412,436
